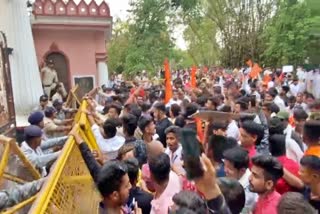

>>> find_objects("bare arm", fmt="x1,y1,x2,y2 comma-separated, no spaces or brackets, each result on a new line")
282,168,304,190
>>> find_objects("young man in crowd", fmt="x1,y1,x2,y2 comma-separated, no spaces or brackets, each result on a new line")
121,114,147,167
164,126,184,175
269,134,304,194
88,114,125,161
300,155,320,212
303,120,320,156
148,152,182,214
249,155,284,214
124,158,153,214
239,120,264,161
138,116,157,144
223,147,258,212
153,102,172,147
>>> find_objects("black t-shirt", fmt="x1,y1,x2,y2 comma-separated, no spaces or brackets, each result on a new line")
127,187,153,214
156,117,172,147
304,187,320,212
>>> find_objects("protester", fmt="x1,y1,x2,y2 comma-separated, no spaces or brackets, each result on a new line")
223,147,258,212
249,155,284,214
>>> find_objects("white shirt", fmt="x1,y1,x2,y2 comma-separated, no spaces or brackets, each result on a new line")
20,141,61,177
165,145,184,174
165,98,182,108
91,124,125,161
296,70,306,81
226,120,239,140
289,83,300,97
239,169,258,212
274,95,286,111
284,125,304,163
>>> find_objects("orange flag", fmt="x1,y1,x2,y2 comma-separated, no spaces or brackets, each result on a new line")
196,118,204,144
263,74,271,85
249,63,262,79
191,65,197,88
164,58,172,104
246,59,253,68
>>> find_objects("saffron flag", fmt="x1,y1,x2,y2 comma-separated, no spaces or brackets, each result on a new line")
246,59,253,68
191,65,197,88
263,74,271,85
164,58,172,104
196,118,204,144
249,63,263,79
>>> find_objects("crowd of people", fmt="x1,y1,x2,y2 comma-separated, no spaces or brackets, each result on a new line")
1,65,320,214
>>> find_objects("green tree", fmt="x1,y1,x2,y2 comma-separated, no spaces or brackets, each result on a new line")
261,0,313,67
107,19,130,74
183,16,220,66
125,0,174,75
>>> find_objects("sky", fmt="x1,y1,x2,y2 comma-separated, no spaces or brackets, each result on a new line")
85,0,187,50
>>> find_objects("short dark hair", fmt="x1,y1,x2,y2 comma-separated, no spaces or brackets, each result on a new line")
184,103,198,118
241,120,264,143
277,192,316,214
117,143,135,160
154,102,166,113
103,119,117,138
165,125,181,137
252,155,284,183
208,96,220,108
196,96,208,107
300,155,320,171
218,177,245,214
121,114,137,136
103,103,122,115
138,116,153,132
141,103,151,112
149,153,171,184
270,103,280,114
269,117,285,135
269,134,286,157
170,104,181,117
208,135,238,163
172,191,207,214
303,120,320,142
174,115,186,128
128,104,142,119
287,95,296,103
124,158,139,184
96,160,128,197
220,105,232,113
293,108,308,120
263,102,280,114
236,98,248,111
223,147,249,170
267,87,278,98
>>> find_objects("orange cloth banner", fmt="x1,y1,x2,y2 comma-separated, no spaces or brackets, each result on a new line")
164,58,172,104
249,63,263,79
246,59,253,68
196,118,204,144
191,65,197,88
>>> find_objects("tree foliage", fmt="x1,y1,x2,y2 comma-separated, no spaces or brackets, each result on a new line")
261,0,313,67
107,0,318,74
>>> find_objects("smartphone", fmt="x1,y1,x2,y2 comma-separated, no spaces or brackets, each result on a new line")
180,128,204,180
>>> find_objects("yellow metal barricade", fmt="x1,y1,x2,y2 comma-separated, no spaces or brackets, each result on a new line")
1,99,102,213
0,135,42,213
28,134,101,214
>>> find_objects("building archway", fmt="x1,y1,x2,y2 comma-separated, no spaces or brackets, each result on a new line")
46,52,70,93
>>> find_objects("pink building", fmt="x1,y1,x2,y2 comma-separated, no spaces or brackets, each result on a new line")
32,0,112,95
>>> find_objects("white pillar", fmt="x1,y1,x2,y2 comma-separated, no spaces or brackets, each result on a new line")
0,0,43,116
97,60,109,86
